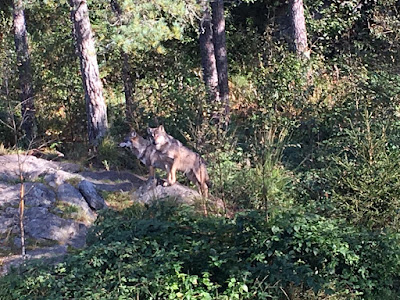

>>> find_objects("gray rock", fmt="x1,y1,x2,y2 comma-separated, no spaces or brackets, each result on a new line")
0,184,20,207
44,170,83,188
0,216,15,234
57,183,95,220
24,207,80,243
0,182,11,189
24,183,56,207
4,207,18,218
0,155,83,184
133,179,201,205
0,245,68,276
0,155,58,182
69,223,88,248
1,183,56,208
78,170,143,192
58,162,82,173
78,180,107,210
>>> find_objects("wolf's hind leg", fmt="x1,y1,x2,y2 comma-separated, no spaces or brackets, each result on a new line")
163,164,175,186
148,166,155,179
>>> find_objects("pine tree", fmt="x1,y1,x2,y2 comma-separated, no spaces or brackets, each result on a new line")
70,0,108,147
289,0,310,59
13,0,35,142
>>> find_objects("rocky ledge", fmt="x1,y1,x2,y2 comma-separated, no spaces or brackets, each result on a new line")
0,154,210,275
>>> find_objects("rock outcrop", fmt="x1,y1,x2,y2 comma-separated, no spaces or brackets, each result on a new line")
133,178,202,205
0,154,143,275
0,153,211,275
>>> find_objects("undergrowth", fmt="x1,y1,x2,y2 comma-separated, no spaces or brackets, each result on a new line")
1,200,399,299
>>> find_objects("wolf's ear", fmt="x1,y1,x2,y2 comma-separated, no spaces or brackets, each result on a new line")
147,127,152,134
158,125,165,132
130,131,137,138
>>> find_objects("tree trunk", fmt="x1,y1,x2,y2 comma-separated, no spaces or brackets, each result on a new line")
289,0,310,59
122,53,136,122
211,0,229,115
70,0,108,147
13,0,35,142
110,0,136,123
199,0,219,103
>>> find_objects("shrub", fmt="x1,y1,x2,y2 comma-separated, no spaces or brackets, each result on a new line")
325,113,400,229
1,202,399,299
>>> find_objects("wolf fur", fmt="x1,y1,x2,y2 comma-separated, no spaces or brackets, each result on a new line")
119,131,173,178
147,125,210,198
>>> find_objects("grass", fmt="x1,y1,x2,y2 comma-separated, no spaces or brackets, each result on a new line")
50,201,90,222
25,238,60,251
64,177,82,187
101,191,134,211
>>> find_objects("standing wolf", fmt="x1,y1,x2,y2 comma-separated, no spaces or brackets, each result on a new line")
119,131,173,178
147,125,210,198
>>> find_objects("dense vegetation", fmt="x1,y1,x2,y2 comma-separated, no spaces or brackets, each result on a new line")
1,0,400,298
1,201,399,299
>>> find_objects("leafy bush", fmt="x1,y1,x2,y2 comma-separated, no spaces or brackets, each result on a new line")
1,201,399,299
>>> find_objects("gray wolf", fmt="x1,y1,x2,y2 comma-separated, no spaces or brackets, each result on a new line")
119,131,173,179
147,125,210,198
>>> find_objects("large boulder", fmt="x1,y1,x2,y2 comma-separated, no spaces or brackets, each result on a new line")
78,180,107,210
44,170,84,188
0,216,14,235
0,155,57,182
23,207,82,243
0,154,82,184
0,182,56,208
133,179,202,205
57,183,96,221
24,183,56,207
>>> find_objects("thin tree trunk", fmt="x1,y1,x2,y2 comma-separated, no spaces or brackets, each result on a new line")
110,0,136,123
199,0,220,103
13,0,35,142
211,0,229,116
289,0,310,59
122,53,136,122
70,0,108,147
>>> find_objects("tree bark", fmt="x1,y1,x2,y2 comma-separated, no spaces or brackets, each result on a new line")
70,0,108,146
13,0,35,142
199,0,220,103
110,0,136,122
289,0,310,59
122,53,136,122
211,0,229,115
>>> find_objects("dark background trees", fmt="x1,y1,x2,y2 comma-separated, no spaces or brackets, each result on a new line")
12,0,35,142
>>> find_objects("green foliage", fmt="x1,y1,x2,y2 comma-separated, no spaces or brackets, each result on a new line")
1,202,399,299
97,135,142,171
92,0,198,55
100,191,133,211
324,113,400,229
207,125,295,215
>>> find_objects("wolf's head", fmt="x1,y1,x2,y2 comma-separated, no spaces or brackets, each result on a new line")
147,125,168,148
119,131,144,151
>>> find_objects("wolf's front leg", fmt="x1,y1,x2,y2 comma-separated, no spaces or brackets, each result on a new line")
164,161,177,186
163,165,171,186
